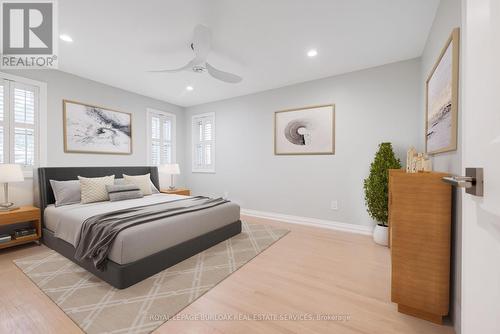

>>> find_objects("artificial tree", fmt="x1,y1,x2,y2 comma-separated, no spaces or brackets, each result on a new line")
363,142,401,226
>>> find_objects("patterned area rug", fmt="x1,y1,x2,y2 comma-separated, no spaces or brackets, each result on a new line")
14,221,289,334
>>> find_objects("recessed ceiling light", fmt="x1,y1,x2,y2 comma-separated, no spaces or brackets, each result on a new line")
186,86,194,91
60,34,73,42
307,49,318,57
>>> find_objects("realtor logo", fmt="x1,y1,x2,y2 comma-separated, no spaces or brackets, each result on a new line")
1,0,58,68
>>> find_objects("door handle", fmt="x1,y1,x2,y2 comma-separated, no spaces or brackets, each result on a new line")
441,167,484,197
441,176,474,188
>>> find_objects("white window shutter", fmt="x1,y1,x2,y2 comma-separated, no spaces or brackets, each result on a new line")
192,112,215,172
0,76,42,172
0,83,4,163
161,117,172,164
0,80,39,169
0,84,4,122
12,85,37,167
147,109,175,166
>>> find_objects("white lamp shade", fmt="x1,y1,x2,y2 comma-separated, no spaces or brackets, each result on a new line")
160,163,180,175
0,164,24,183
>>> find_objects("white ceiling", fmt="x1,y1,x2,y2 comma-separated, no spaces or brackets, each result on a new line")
58,0,439,107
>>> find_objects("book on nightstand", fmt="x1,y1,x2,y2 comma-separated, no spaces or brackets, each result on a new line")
14,228,37,239
0,234,12,243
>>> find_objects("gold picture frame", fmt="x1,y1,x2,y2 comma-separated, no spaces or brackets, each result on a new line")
63,99,133,155
425,28,460,155
274,104,335,155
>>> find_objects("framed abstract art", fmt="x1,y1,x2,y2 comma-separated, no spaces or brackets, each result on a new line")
63,100,132,155
425,28,460,155
274,104,335,155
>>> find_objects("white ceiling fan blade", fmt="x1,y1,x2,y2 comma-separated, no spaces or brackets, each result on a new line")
191,24,211,63
205,62,242,83
148,58,197,73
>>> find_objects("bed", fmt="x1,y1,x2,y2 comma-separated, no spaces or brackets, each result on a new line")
36,166,241,289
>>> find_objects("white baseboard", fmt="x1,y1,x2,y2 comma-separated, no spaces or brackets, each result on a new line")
241,209,373,236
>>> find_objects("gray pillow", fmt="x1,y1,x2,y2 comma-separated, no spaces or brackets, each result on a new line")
49,180,81,207
106,184,144,202
114,178,160,193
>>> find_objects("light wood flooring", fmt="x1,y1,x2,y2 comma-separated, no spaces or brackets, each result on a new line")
0,215,455,334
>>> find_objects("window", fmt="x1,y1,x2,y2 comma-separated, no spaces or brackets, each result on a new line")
147,108,176,165
0,84,4,164
0,78,40,171
192,112,215,173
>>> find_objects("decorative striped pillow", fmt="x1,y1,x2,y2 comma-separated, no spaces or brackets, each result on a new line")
106,184,143,202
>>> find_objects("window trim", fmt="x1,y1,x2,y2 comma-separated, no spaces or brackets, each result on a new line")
146,108,176,165
0,84,6,166
192,112,216,173
0,72,47,178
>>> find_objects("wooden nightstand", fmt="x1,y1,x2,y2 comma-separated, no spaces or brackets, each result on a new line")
161,188,191,196
0,206,41,250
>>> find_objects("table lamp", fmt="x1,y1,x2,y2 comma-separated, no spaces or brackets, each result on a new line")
160,164,180,190
0,164,24,211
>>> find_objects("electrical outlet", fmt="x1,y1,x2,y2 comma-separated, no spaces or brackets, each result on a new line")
330,200,338,210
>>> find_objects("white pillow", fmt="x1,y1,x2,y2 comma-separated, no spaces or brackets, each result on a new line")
78,175,115,204
123,173,153,196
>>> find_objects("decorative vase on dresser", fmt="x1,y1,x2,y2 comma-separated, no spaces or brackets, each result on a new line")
388,169,452,324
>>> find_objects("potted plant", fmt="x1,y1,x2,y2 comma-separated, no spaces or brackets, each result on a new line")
363,142,401,246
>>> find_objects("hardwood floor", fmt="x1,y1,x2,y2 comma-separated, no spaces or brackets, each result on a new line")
0,215,455,334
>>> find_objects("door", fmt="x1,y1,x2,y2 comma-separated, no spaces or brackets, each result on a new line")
461,1,500,333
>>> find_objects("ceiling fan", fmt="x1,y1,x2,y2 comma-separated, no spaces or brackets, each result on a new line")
149,25,242,84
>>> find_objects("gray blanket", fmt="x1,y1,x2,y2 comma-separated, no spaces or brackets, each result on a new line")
74,196,228,270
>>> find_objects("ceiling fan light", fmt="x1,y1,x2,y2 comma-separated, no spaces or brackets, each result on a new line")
148,25,242,83
60,34,73,42
307,49,318,57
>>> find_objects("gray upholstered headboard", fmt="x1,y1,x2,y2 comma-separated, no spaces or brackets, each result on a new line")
36,166,159,223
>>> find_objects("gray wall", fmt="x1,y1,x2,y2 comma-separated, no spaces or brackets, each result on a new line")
184,59,421,226
3,70,186,206
419,0,461,331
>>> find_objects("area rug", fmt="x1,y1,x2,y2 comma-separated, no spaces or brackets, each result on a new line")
14,221,289,334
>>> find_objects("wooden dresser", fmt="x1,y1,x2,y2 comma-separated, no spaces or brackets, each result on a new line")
388,169,452,324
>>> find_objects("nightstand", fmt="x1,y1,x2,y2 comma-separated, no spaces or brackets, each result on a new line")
0,206,41,250
161,188,191,196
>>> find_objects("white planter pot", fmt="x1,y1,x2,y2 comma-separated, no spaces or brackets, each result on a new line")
373,224,389,246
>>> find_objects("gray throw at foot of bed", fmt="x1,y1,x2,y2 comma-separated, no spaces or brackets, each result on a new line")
74,196,229,270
